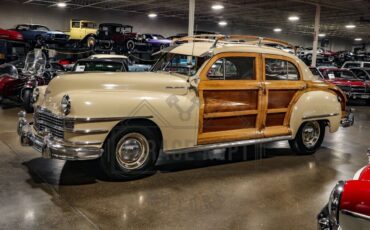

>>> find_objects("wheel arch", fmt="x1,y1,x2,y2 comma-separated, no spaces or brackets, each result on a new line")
103,118,163,148
289,90,342,138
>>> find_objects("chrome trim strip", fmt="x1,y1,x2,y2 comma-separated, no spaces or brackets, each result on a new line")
65,116,153,122
36,120,65,132
341,210,370,221
37,106,153,122
64,140,103,146
164,135,292,154
302,113,339,120
64,128,109,134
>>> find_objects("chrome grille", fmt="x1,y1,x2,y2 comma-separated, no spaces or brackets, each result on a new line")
34,109,65,139
351,86,366,93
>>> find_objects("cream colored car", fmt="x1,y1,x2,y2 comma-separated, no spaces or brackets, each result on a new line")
17,36,354,179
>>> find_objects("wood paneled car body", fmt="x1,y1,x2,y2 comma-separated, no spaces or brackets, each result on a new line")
18,36,354,179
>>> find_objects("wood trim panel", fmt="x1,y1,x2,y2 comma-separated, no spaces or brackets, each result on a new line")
204,110,258,118
264,126,291,138
267,108,288,114
198,128,263,145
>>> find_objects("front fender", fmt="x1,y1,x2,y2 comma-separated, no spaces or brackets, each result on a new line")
63,90,199,151
290,90,341,138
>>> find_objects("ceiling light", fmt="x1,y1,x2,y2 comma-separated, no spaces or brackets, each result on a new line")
148,13,157,18
273,28,282,32
345,24,356,29
318,33,326,37
288,16,299,21
57,2,67,8
355,38,362,41
218,21,227,26
212,4,224,10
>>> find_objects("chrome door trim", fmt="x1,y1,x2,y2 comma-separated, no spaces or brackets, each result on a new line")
164,135,292,154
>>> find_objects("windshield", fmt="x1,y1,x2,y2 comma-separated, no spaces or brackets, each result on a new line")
343,63,361,68
323,69,358,80
151,53,207,76
22,50,46,75
73,61,124,72
152,34,165,40
309,68,322,79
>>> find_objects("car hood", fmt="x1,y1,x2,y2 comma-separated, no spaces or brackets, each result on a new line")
328,79,365,86
149,39,172,44
40,72,189,111
46,31,67,35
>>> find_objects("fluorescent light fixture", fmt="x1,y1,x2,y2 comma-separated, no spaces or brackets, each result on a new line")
288,16,299,21
57,2,67,8
345,24,356,29
218,21,227,26
354,38,362,41
148,13,157,18
212,4,224,10
318,33,326,37
273,28,282,32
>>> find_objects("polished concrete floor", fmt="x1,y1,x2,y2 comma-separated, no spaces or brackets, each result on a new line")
0,102,369,230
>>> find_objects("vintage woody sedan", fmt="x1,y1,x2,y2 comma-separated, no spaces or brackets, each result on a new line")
18,36,354,179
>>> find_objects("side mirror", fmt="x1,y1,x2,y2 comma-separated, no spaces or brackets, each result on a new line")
189,76,199,90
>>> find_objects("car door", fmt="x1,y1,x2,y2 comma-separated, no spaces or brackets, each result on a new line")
197,53,264,145
262,54,306,137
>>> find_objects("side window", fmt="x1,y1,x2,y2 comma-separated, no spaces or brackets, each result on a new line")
265,58,299,80
72,22,80,28
364,63,370,68
207,57,256,80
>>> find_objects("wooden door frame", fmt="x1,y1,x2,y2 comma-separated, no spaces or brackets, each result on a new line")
261,54,307,137
197,52,265,144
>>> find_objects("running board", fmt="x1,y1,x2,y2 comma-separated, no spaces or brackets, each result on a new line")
164,135,293,154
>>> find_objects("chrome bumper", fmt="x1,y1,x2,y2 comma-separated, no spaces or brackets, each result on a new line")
341,108,354,128
317,204,339,230
17,111,103,161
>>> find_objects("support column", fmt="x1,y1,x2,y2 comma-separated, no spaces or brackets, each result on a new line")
188,0,195,36
311,4,321,67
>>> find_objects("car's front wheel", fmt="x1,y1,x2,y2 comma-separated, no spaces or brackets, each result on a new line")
22,89,34,113
100,123,160,180
289,120,325,155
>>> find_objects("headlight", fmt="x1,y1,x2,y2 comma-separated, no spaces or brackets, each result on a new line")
328,181,345,227
61,95,71,115
32,88,39,103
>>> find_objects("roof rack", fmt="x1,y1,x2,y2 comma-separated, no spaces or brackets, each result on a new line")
173,34,294,49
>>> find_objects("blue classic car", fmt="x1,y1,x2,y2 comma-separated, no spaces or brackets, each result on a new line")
15,24,69,46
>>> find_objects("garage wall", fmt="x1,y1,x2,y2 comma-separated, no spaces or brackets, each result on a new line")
0,1,358,51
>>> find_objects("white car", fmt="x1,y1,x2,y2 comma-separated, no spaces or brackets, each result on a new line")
299,48,324,61
342,61,370,69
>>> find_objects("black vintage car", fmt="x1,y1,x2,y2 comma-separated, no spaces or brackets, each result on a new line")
93,23,152,54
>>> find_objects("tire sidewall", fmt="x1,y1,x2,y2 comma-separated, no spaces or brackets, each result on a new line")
23,89,34,113
290,121,325,155
101,125,159,180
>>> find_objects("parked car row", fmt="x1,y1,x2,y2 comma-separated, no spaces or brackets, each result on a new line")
0,48,151,112
309,62,370,103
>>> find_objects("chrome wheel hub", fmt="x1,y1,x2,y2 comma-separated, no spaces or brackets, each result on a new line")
302,121,320,148
116,133,149,170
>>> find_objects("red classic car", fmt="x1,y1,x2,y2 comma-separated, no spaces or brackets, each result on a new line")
318,150,370,230
312,67,370,100
0,64,27,103
0,28,23,41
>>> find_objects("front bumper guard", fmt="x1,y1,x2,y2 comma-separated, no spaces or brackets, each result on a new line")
17,111,103,161
341,108,354,128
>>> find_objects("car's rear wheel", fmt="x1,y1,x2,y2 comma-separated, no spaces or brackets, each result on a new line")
289,120,325,155
87,36,96,49
100,123,160,180
306,54,312,61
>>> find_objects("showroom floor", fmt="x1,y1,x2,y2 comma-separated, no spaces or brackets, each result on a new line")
0,103,368,230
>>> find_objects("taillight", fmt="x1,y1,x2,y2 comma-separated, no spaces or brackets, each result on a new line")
59,59,71,65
